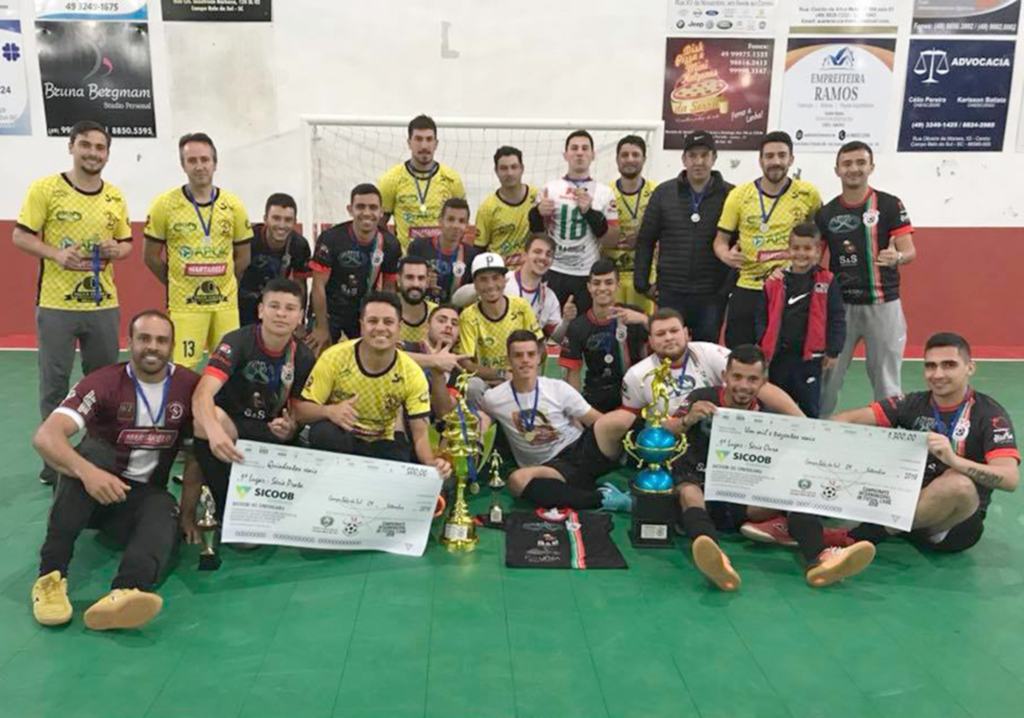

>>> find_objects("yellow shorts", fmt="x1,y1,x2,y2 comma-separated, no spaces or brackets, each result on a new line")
169,308,239,371
615,272,655,314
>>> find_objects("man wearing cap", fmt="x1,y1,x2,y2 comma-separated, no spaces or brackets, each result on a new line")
456,253,542,399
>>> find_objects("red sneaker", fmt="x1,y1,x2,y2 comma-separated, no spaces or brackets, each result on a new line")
822,526,855,548
740,516,797,547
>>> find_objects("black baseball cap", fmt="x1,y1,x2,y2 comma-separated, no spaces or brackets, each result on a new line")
683,131,716,152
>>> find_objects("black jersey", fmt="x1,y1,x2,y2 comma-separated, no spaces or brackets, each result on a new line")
676,386,763,481
504,510,627,569
558,307,648,413
815,188,912,305
205,324,316,422
310,221,401,338
871,389,1019,511
238,224,312,326
407,237,480,304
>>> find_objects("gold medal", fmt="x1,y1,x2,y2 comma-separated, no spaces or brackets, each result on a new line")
523,430,536,443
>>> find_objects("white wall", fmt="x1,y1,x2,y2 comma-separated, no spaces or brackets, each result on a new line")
2,0,1024,227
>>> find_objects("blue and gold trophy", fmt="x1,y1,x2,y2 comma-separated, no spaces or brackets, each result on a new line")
439,373,482,552
622,358,688,547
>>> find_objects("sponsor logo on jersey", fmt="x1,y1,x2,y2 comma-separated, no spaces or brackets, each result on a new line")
65,276,112,303
185,263,227,277
179,246,229,260
185,281,227,306
55,210,82,222
118,428,178,448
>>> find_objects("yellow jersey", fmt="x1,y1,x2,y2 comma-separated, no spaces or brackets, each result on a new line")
378,161,466,253
606,178,657,275
456,296,542,372
474,186,538,268
301,340,431,441
400,300,437,345
144,187,252,312
17,173,132,311
717,178,822,290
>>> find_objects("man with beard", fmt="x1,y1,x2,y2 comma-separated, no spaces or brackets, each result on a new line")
475,146,538,270
186,279,316,523
306,184,401,352
634,131,733,343
674,345,876,591
396,255,438,345
816,141,917,417
530,130,620,312
30,311,200,630
379,115,466,253
607,135,657,312
713,131,821,347
144,132,253,371
14,120,134,485
504,235,572,342
403,304,465,419
408,198,480,305
294,292,451,480
237,193,312,327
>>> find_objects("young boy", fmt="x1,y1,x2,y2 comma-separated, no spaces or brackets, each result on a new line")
756,222,845,418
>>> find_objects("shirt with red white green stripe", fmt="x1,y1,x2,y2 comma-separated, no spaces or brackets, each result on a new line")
816,188,912,305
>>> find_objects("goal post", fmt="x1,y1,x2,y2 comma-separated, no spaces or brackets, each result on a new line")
301,115,663,237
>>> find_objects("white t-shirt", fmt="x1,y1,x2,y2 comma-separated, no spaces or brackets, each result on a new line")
621,342,731,417
504,271,562,332
541,178,619,276
479,377,593,467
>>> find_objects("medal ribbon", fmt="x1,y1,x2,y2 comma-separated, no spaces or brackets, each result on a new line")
127,364,172,426
690,186,707,218
269,339,297,416
670,350,691,396
755,179,787,230
515,270,545,311
511,381,541,437
617,179,645,221
92,245,102,305
184,186,218,241
408,162,438,209
434,238,465,297
931,388,974,456
348,224,383,296
598,316,631,373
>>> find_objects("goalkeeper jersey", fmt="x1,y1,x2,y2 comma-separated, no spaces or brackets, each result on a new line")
378,161,465,252
540,178,619,276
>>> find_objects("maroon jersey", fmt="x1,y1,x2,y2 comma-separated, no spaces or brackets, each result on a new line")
54,362,200,488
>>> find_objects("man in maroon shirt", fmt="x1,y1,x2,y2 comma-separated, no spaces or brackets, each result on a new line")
30,310,200,631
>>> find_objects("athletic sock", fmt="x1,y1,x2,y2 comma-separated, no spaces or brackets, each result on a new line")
521,478,602,510
788,512,827,564
849,522,891,545
681,507,718,542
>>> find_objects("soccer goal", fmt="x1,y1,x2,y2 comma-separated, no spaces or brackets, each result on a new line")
301,116,662,236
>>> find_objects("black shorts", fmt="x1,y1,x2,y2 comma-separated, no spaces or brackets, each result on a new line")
908,509,985,553
545,270,592,313
543,427,618,490
233,416,286,444
674,470,748,532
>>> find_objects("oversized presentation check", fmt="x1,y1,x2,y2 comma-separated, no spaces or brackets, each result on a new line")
704,410,929,531
221,440,443,557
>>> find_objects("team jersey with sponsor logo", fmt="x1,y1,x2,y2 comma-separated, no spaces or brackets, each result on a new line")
474,186,538,269
606,178,657,274
378,162,466,252
400,300,437,346
816,189,913,305
144,186,252,312
53,362,199,487
300,340,430,442
540,178,620,276
17,173,132,311
620,342,731,415
717,179,822,290
675,386,763,481
871,389,1019,511
504,510,627,569
455,296,542,373
204,324,316,422
559,307,648,413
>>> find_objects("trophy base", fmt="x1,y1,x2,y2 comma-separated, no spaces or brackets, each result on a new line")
630,487,679,549
440,521,479,552
198,553,222,571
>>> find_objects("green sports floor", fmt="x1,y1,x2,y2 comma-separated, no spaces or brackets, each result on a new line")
1,352,1022,718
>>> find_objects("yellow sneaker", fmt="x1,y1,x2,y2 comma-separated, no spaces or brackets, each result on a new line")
31,571,73,626
806,542,876,587
83,589,163,631
692,535,742,591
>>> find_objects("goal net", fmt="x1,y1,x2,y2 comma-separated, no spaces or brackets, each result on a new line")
302,116,662,236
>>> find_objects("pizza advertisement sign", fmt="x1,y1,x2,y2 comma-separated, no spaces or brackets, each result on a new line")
663,37,774,150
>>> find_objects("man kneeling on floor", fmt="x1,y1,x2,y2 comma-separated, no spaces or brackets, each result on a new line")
483,330,631,511
31,311,200,630
674,344,876,591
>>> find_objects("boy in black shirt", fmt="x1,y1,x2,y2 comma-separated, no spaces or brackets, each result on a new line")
559,258,649,412
190,279,316,520
756,222,845,417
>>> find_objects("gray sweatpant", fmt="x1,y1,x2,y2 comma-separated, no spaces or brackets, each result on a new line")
36,306,120,422
820,300,906,418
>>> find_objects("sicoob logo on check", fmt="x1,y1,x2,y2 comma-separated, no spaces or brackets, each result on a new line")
732,452,773,465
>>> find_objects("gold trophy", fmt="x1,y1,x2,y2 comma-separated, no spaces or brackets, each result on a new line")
486,453,505,526
197,485,222,571
622,357,688,548
439,373,482,552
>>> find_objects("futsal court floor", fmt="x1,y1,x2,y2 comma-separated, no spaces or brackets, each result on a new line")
0,351,1021,718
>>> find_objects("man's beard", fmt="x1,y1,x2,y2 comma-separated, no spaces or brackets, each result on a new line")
401,287,425,305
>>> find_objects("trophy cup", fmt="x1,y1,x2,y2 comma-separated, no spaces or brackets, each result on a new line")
197,485,222,571
622,357,688,548
439,373,482,552
486,453,505,526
